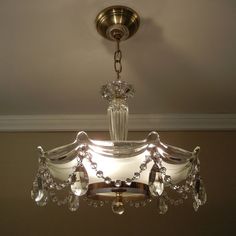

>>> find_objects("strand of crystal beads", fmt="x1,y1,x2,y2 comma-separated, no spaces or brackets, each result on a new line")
32,175,71,207
129,199,151,208
37,157,82,191
148,146,201,205
33,161,85,211
86,199,105,208
153,170,197,207
148,149,207,212
31,154,85,209
85,198,103,208
148,146,199,193
162,191,185,206
85,151,153,187
36,145,86,189
166,157,204,197
49,191,69,206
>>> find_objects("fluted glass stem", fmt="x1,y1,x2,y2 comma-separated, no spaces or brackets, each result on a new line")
107,98,128,141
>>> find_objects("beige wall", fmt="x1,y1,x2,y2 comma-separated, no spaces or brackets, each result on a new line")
0,131,235,236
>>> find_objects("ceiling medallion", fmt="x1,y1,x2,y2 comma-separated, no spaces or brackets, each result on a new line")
31,6,207,215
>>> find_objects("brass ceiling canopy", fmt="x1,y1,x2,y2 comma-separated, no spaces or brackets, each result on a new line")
95,5,140,41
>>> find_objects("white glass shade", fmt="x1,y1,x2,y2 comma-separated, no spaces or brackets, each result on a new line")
31,131,206,213
45,132,194,186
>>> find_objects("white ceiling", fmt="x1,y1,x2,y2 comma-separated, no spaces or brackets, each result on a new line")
0,0,236,116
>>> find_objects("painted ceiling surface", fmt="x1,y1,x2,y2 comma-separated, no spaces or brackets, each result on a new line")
0,0,235,115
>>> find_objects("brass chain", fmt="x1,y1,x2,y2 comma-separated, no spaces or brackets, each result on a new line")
114,40,122,79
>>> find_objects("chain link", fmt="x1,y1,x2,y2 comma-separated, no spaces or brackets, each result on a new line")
114,40,122,79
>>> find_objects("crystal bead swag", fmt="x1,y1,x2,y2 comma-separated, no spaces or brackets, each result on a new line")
31,131,207,214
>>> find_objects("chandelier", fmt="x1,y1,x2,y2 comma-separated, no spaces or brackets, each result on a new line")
31,6,207,215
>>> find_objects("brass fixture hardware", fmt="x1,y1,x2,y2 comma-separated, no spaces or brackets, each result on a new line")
95,5,140,41
87,182,150,201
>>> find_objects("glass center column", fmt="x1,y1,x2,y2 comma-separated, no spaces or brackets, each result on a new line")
101,80,134,141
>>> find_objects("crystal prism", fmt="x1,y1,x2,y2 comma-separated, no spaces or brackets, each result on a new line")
199,186,207,205
68,194,80,211
111,199,125,215
159,197,168,214
193,201,199,212
36,190,48,207
194,178,207,205
71,165,89,196
31,176,45,202
149,180,164,196
31,186,44,203
149,165,164,196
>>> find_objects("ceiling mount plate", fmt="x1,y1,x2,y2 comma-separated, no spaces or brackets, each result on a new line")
95,6,140,41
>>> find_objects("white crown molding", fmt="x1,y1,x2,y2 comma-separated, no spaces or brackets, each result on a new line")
0,114,235,132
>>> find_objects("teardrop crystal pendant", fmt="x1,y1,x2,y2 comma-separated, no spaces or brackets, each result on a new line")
149,165,164,196
194,177,207,206
111,199,125,215
68,194,80,212
31,176,44,202
71,165,89,196
158,197,168,214
111,192,125,215
150,180,164,196
193,201,199,212
36,190,48,207
31,176,49,207
199,186,207,205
